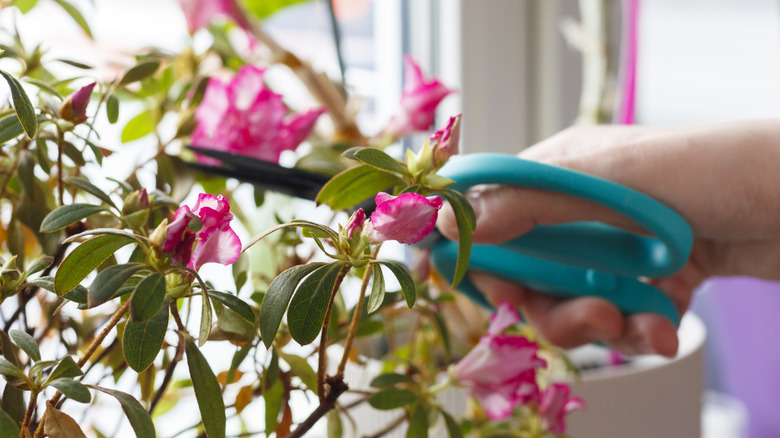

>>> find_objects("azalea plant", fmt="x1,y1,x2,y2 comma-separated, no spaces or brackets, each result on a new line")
0,1,584,437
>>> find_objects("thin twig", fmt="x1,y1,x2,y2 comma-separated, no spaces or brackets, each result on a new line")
317,264,350,401
337,247,380,375
362,414,406,438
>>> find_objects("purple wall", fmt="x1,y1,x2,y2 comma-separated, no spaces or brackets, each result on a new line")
695,277,780,438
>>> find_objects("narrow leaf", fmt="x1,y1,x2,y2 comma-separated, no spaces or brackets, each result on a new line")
65,176,118,209
119,61,160,86
209,291,254,323
369,373,414,388
130,272,166,321
441,410,463,438
90,386,157,438
54,234,135,295
316,164,403,210
354,148,408,176
0,409,20,438
25,255,53,275
376,261,415,309
0,358,26,380
28,276,88,304
367,263,385,314
259,263,326,349
9,329,40,362
52,0,92,38
40,204,106,233
49,378,91,403
263,379,284,436
186,340,226,438
406,404,430,438
47,356,83,382
54,58,92,69
0,70,36,138
368,388,417,410
123,304,168,372
43,404,88,438
0,113,24,145
438,190,475,288
287,263,344,346
29,360,58,378
106,94,119,123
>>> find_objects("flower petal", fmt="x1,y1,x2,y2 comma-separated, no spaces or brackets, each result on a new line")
189,223,242,270
487,302,521,336
369,193,443,244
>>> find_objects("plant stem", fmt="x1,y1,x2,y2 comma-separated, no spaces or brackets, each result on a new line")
148,330,186,414
337,248,380,376
20,390,38,437
362,414,406,438
284,375,349,438
56,127,65,206
317,264,350,402
33,299,131,438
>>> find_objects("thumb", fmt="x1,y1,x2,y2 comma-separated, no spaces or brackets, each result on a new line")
437,160,645,245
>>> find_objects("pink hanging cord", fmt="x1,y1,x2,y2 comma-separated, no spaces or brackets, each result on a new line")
618,0,639,125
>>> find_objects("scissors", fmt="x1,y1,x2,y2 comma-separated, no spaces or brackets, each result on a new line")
187,147,693,326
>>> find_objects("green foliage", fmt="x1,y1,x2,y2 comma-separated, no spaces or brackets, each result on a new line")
368,388,417,410
316,164,404,210
186,340,226,438
39,204,107,233
52,0,92,38
0,70,37,138
436,189,477,288
242,0,309,20
287,262,344,345
90,386,157,438
375,260,416,309
130,272,166,321
123,304,168,372
54,234,136,295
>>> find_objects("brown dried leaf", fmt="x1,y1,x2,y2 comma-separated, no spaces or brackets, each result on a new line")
235,385,254,414
43,403,88,438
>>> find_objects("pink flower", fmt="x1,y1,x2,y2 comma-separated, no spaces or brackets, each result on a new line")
429,114,461,168
539,383,585,434
163,193,241,270
454,303,547,420
383,55,454,138
58,82,95,124
191,65,324,164
177,0,251,34
368,192,443,244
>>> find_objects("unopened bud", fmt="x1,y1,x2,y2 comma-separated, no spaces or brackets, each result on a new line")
58,82,96,125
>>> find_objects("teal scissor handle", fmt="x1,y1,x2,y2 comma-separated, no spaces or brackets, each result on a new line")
430,153,694,325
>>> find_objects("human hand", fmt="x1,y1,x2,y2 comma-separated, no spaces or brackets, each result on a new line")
437,120,780,356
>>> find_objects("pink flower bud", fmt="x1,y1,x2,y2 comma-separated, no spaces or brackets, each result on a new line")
59,82,95,125
454,303,547,420
177,0,251,34
343,209,366,240
192,66,323,165
382,56,454,139
539,383,585,434
430,114,461,168
164,193,241,270
368,192,443,244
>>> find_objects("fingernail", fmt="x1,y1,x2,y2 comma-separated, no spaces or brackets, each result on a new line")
465,190,482,223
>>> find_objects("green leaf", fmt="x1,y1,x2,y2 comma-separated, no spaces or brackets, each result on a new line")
52,0,92,38
28,276,88,304
0,113,24,145
326,410,343,438
185,340,226,438
438,190,475,288
11,0,38,14
406,404,430,438
440,410,463,438
0,358,26,380
2,384,25,426
90,386,157,438
353,148,409,176
40,204,106,233
26,255,53,275
119,60,160,86
278,352,317,394
259,263,326,349
376,260,415,309
367,263,385,314
0,70,36,138
263,378,284,436
209,291,254,323
23,77,63,98
123,304,168,372
29,360,58,378
106,94,119,124
49,378,91,403
226,342,252,388
0,409,20,438
316,164,404,210
130,272,166,321
369,373,414,388
9,329,40,362
121,110,155,143
62,141,86,166
287,263,344,346
54,58,92,69
54,234,135,295
47,356,83,382
244,0,307,20
66,176,118,209
368,388,417,410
